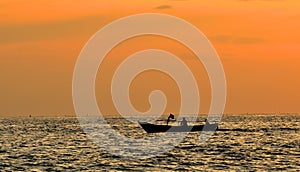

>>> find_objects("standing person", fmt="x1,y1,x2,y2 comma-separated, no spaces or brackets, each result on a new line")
167,114,174,125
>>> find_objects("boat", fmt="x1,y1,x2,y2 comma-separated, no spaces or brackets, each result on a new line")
138,121,218,133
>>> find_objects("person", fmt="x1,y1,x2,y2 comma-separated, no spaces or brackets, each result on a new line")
181,117,188,126
167,114,174,125
205,119,209,125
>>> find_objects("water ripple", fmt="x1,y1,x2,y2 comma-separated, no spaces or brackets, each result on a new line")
0,114,299,171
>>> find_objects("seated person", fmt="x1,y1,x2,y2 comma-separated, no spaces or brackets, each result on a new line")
181,117,188,126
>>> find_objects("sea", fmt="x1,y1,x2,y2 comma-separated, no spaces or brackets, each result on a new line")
0,114,299,171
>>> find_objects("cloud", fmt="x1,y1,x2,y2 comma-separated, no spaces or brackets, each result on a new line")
0,16,105,44
238,0,285,1
208,35,232,43
234,37,264,44
209,35,265,44
155,5,172,10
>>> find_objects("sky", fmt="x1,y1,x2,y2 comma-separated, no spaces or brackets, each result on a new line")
0,0,300,116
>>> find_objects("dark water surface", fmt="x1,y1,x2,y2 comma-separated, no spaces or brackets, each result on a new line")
0,114,299,171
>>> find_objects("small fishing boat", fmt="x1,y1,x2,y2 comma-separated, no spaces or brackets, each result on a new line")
138,121,218,133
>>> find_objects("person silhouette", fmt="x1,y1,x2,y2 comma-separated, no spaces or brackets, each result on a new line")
181,117,188,126
205,119,211,125
167,114,175,125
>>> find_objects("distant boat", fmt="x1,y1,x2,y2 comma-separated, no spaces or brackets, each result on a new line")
138,121,218,133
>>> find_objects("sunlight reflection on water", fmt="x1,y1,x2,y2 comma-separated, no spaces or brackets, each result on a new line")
0,114,299,171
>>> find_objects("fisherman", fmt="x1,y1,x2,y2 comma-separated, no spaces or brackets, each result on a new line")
181,117,188,126
167,114,175,125
205,119,209,125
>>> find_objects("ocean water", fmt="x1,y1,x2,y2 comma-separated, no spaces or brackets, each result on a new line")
0,114,299,171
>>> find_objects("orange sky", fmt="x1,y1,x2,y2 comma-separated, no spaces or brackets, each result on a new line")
0,0,300,116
